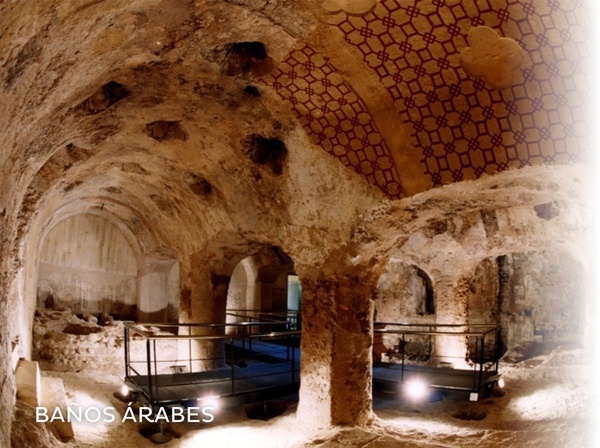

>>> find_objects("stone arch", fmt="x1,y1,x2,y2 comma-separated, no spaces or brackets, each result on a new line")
226,246,299,321
14,192,174,359
34,204,181,324
179,240,301,371
255,247,295,314
375,260,436,363
376,260,435,322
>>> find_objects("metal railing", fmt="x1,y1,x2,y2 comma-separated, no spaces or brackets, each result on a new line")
226,309,302,331
374,322,501,393
124,320,301,407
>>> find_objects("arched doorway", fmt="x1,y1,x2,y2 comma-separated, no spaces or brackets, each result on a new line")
226,246,302,330
375,260,435,363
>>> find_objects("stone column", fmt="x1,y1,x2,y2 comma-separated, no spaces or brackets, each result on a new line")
297,276,374,427
178,258,230,371
138,256,177,322
433,274,470,368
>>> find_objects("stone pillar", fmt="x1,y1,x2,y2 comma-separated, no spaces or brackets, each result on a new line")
138,257,177,322
297,276,374,427
178,259,230,371
433,274,470,368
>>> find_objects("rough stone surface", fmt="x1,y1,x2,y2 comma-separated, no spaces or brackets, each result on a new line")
32,311,177,375
0,0,595,446
40,376,74,442
10,401,61,448
14,360,41,408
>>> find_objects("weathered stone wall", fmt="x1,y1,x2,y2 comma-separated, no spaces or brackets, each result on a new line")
376,261,435,359
377,262,433,320
360,165,593,370
32,310,178,375
467,258,500,325
0,254,15,448
0,0,594,442
37,214,139,318
498,250,584,350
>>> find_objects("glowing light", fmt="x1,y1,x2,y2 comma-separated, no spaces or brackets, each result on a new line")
404,379,429,401
510,385,581,421
198,395,221,411
120,384,130,396
497,378,505,388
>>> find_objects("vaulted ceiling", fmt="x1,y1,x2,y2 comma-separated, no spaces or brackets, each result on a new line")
259,0,593,197
0,0,593,260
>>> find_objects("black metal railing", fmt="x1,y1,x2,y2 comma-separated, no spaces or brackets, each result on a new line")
124,321,301,407
373,322,501,393
226,309,302,332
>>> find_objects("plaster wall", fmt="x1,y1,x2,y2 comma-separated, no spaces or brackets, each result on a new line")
226,261,248,314
37,214,139,318
138,257,179,322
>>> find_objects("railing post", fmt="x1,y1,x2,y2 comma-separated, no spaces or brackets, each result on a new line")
401,332,405,382
479,334,485,391
249,322,252,352
291,333,296,384
146,338,153,405
188,326,192,374
472,336,478,391
153,339,158,391
230,336,235,395
495,327,501,373
124,326,130,378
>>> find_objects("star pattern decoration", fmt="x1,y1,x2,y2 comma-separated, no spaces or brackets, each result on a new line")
264,0,593,194
260,43,404,198
331,0,594,186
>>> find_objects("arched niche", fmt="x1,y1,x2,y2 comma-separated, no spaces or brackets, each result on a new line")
375,260,435,362
37,213,141,318
226,258,254,315
376,260,435,322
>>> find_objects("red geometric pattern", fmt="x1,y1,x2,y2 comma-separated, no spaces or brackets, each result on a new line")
259,43,403,198
332,0,593,186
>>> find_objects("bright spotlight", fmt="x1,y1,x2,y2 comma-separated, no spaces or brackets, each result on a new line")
121,384,130,396
497,378,505,388
198,395,221,411
404,379,429,401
